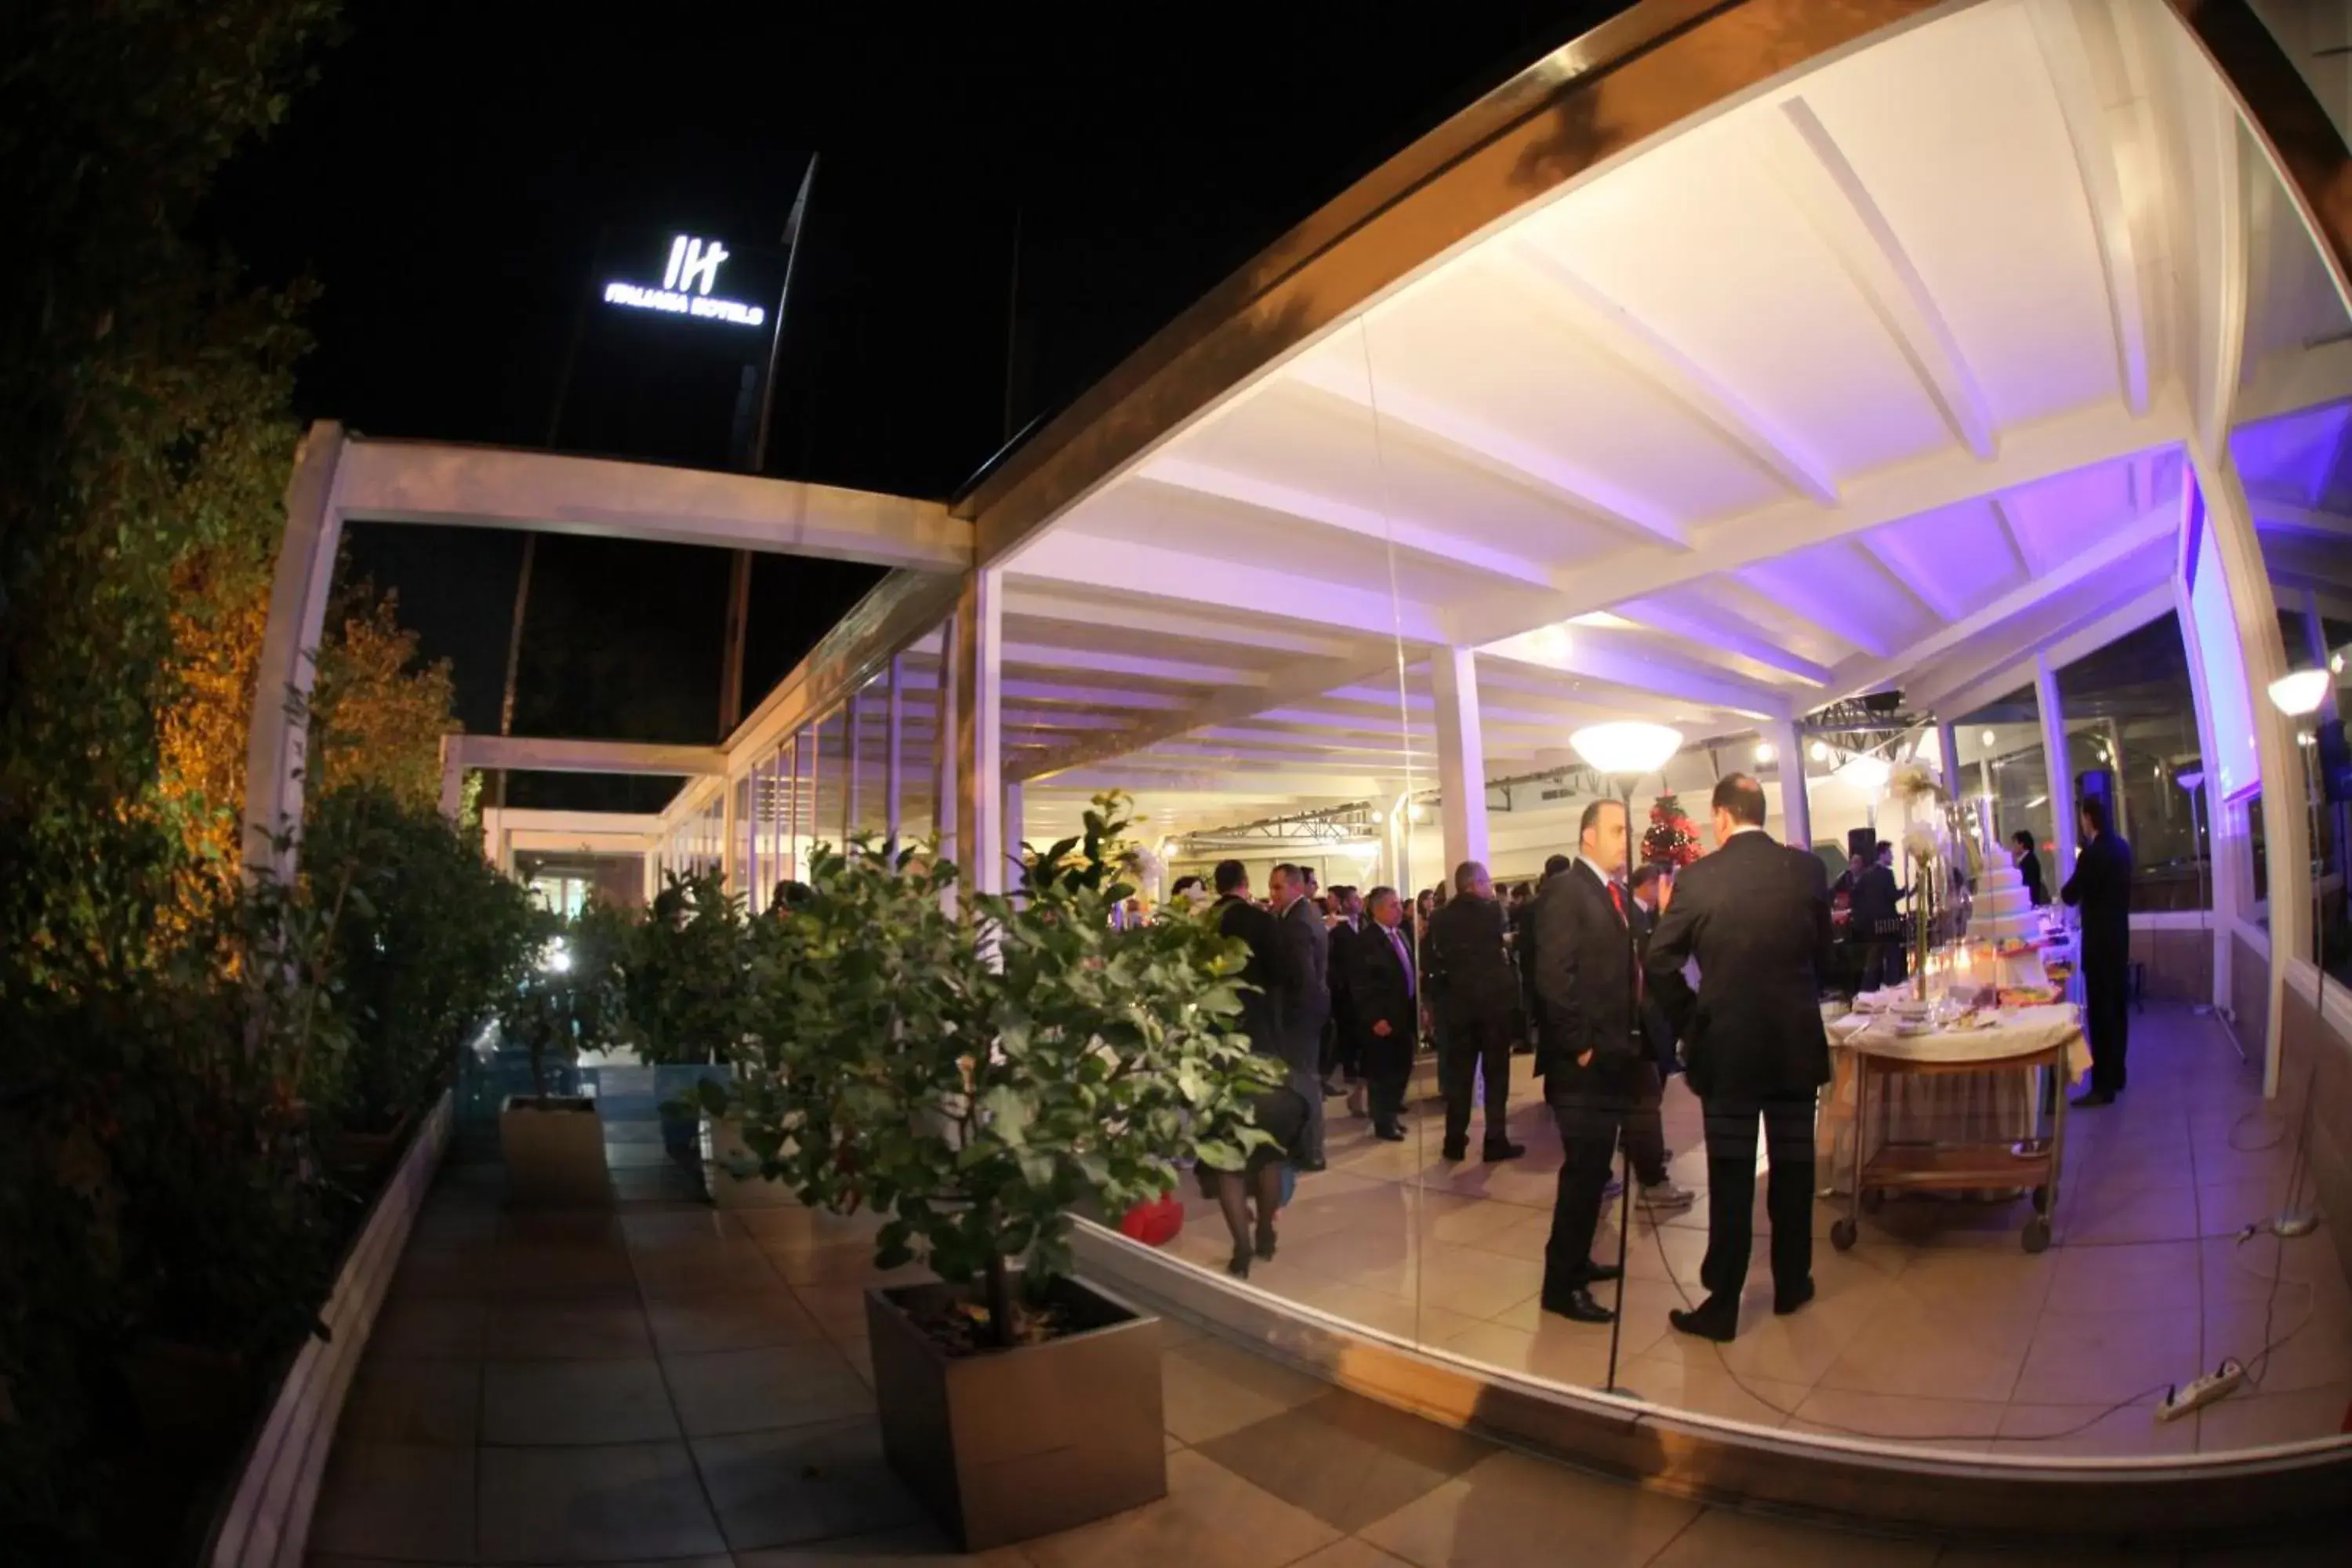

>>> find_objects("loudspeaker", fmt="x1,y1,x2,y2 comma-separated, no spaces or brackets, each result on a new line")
1847,827,1876,861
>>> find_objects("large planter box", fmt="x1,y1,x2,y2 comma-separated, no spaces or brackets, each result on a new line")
499,1095,611,1207
655,1062,730,1159
866,1276,1163,1550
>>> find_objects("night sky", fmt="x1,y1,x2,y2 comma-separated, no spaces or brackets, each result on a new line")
203,2,1633,805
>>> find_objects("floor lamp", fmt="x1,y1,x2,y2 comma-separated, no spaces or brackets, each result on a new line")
2266,668,2331,1239
2173,769,2223,1035
1569,719,1683,1401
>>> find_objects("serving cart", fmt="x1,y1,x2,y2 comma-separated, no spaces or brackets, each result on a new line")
1827,1007,2089,1256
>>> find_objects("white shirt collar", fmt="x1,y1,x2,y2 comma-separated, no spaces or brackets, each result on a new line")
1725,823,1766,838
1577,854,1620,888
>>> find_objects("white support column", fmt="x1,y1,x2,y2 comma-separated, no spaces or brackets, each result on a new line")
642,848,659,907
1936,722,1962,801
934,617,960,873
1770,717,1810,851
2035,653,2078,878
241,421,350,884
955,568,1005,895
1431,646,1490,874
2189,443,2311,1091
720,772,741,897
2172,565,2233,1011
437,735,464,825
783,738,801,881
885,652,906,849
745,757,764,910
844,691,864,842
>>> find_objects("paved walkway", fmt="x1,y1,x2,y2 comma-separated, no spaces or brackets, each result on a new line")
309,1152,2345,1566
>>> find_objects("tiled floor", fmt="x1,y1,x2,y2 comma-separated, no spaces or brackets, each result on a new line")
1157,1005,2352,1457
306,1007,2349,1566
311,1159,2346,1568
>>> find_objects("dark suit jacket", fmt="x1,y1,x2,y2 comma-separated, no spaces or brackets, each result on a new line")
1275,898,1330,1071
1529,862,1642,1080
1646,829,1833,1102
1849,863,1904,938
1214,894,1289,1059
2018,848,2049,906
1348,919,1417,1061
1424,895,1515,1020
2061,829,2133,967
1327,916,1363,1033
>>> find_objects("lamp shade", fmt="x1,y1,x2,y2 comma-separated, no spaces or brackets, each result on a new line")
2267,668,2330,717
2173,769,2204,791
1837,753,1893,791
1569,720,1682,777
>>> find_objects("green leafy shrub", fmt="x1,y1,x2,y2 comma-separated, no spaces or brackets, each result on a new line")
502,901,632,1101
717,794,1280,1348
626,869,755,1065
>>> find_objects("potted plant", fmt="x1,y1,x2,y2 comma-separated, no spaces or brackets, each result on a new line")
715,793,1279,1550
498,901,629,1206
624,869,750,1161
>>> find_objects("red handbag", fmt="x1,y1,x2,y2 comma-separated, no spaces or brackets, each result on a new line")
1118,1194,1185,1247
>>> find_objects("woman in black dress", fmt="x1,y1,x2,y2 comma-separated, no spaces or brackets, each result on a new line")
2013,829,2049,906
1196,1083,1307,1279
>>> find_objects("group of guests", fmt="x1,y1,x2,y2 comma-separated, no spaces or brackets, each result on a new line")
1184,773,1838,1345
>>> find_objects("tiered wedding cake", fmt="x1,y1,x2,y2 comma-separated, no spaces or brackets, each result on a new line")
1973,860,2039,942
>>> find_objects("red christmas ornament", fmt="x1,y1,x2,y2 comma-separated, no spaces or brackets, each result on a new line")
1643,793,1702,868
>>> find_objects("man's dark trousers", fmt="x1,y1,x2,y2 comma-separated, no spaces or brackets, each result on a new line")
1439,1004,1512,1149
1698,1097,1816,1301
1543,1056,1633,1291
2083,958,2130,1095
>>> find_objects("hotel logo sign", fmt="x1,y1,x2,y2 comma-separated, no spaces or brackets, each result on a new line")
604,233,768,328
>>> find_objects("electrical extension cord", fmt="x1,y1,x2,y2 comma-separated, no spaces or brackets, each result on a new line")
2156,1359,2246,1422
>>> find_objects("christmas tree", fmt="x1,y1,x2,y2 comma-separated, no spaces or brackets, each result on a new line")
1643,793,1701,867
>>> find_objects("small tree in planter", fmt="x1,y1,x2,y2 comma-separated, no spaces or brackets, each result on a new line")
716,793,1279,1548
625,869,754,1159
497,901,630,1205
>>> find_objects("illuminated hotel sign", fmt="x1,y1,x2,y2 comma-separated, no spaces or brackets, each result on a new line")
603,234,768,328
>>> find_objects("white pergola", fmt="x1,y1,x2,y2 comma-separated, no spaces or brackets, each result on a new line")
250,0,2352,1091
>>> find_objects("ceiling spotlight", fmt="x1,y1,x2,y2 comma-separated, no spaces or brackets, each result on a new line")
1754,742,1776,764
1569,721,1684,777
1809,740,1831,762
1837,753,1892,791
2268,668,2330,716
1980,729,1997,748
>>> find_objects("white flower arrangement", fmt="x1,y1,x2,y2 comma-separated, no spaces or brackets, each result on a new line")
1119,840,1166,893
1902,822,1944,866
1887,758,1947,804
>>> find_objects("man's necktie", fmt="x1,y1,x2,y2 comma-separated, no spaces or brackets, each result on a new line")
1389,927,1413,997
1610,883,1644,1003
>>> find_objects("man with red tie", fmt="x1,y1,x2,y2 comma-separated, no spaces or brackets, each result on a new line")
1529,798,1646,1325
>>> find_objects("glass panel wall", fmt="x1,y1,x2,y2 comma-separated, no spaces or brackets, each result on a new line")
1953,687,2054,885
2053,614,2208,910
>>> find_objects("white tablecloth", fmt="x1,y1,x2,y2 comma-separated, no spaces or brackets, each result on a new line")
1816,1005,2089,1193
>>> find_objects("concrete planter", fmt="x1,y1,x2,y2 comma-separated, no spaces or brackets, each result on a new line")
866,1276,1164,1550
499,1095,610,1207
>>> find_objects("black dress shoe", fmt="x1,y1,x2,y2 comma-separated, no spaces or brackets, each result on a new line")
1669,1301,1739,1341
2070,1091,2115,1109
1541,1287,1616,1324
1483,1140,1526,1162
1294,1155,1327,1173
1440,1140,1468,1162
1773,1279,1816,1316
1582,1260,1624,1283
1373,1124,1406,1142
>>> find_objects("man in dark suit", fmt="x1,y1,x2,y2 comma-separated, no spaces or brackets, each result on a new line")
1425,860,1526,1163
1270,862,1331,1171
2062,794,2135,1106
1530,800,1646,1325
1211,859,1290,1071
1850,841,1906,992
1517,853,1571,1059
1348,886,1418,1140
1646,774,1833,1341
1326,886,1368,1114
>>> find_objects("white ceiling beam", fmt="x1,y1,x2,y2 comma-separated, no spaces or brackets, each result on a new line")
1448,390,2183,644
1749,96,1998,459
1909,575,2176,720
1011,529,1446,644
1726,564,1894,659
2184,35,2249,456
1987,493,2041,577
1011,652,1378,784
1825,506,2176,699
1001,583,1362,660
2248,497,2352,543
1481,624,1793,721
1490,245,1840,504
997,641,1267,688
1038,765,1392,798
333,438,969,571
1849,535,1957,625
448,735,727,777
997,678,1192,711
1001,710,1138,732
1585,596,1832,686
2027,0,2153,416
1279,367,1690,550
1137,461,1555,590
